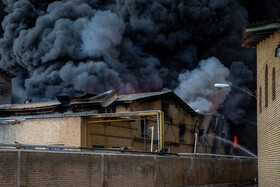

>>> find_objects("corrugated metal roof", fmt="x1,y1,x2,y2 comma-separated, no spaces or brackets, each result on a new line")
246,19,280,28
242,20,280,47
0,101,60,110
117,91,172,101
0,90,198,116
0,91,173,110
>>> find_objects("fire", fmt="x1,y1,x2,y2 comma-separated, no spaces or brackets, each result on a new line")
233,136,238,148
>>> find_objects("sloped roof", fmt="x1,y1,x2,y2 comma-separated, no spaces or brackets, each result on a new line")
118,91,197,115
117,91,171,101
242,19,280,47
0,91,198,116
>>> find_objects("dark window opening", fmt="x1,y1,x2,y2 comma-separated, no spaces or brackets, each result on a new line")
265,65,268,107
198,129,204,137
259,87,262,113
163,148,169,153
179,124,186,142
45,147,64,151
99,107,116,113
0,83,6,96
92,145,105,149
272,67,276,100
162,103,169,120
20,147,35,150
141,119,148,138
45,144,64,151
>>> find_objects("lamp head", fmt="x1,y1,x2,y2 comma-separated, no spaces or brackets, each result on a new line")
214,83,231,89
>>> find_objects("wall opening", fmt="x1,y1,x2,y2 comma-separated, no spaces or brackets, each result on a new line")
265,65,268,107
141,119,148,138
0,83,6,96
179,124,186,142
272,67,276,101
162,102,169,121
259,86,262,113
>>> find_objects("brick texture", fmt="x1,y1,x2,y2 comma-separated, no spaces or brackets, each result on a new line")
257,32,280,186
0,117,82,146
0,149,257,187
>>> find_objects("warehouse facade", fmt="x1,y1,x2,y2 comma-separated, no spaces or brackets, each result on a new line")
0,91,200,153
0,90,231,154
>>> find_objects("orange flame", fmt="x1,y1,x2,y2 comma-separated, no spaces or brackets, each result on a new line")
233,136,238,148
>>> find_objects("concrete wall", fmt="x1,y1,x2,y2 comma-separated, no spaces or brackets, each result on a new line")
0,117,82,146
257,32,280,186
0,149,257,187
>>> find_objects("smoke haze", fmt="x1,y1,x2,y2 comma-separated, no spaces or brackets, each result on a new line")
0,0,274,153
175,57,231,113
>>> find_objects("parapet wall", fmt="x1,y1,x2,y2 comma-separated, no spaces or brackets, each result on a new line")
0,149,257,187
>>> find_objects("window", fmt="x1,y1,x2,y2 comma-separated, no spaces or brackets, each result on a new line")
141,119,148,138
0,83,5,96
265,65,268,107
272,67,276,100
20,147,35,150
92,145,105,149
179,124,186,142
46,147,64,151
163,148,170,153
99,107,116,113
259,86,262,113
45,144,64,151
162,103,169,120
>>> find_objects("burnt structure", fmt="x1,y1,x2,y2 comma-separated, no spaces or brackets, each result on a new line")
0,90,234,155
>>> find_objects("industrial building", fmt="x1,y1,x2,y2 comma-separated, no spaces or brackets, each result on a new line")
243,20,280,186
0,89,232,154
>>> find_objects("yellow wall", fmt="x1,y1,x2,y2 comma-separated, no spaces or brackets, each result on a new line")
84,97,202,153
0,117,82,146
256,32,280,186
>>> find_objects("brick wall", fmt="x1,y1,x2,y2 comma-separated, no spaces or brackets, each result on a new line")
0,117,82,146
257,32,280,186
0,149,257,187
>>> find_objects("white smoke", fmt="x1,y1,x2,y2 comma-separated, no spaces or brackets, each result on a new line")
175,57,231,113
82,10,125,58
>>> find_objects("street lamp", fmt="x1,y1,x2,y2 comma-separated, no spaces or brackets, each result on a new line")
214,83,256,98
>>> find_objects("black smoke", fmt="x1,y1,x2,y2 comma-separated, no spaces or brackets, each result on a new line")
0,0,276,154
0,0,253,100
240,0,280,22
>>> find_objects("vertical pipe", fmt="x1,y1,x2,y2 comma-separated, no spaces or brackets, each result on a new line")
144,117,147,151
159,111,164,152
193,133,198,153
149,126,154,152
193,120,198,152
85,118,87,147
157,112,160,151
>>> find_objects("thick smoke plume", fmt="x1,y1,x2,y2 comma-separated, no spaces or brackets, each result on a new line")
175,57,231,113
0,0,265,153
0,1,256,118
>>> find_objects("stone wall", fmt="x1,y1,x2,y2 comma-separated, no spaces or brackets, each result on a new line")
0,149,257,187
